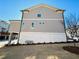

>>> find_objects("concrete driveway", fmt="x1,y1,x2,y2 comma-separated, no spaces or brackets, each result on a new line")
0,43,79,59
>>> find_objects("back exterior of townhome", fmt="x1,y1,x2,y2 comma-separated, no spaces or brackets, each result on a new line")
9,4,66,44
19,4,66,44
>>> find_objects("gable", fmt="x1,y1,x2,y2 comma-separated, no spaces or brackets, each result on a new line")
22,4,64,13
22,5,64,19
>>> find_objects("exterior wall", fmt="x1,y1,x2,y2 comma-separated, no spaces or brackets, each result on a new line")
19,5,66,43
0,21,9,32
9,20,20,33
22,6,64,33
0,21,9,41
22,20,64,33
19,32,66,44
23,6,63,20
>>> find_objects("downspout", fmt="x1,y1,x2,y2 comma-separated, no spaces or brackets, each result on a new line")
17,11,24,44
62,10,68,42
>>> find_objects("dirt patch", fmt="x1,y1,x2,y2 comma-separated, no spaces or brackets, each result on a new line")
63,46,79,55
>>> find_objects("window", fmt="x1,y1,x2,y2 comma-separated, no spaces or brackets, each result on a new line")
31,22,35,29
39,22,44,24
32,22,34,27
39,22,41,24
37,14,41,17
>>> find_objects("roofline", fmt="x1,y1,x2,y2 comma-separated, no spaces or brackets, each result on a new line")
56,9,65,12
21,4,65,12
20,9,29,12
0,20,9,24
21,9,66,12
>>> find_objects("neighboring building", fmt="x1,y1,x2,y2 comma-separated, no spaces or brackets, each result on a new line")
9,20,20,33
0,21,9,32
0,20,9,41
9,4,66,44
76,25,79,36
66,27,79,41
9,20,20,41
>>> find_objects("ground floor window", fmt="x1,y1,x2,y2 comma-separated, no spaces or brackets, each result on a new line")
0,36,9,41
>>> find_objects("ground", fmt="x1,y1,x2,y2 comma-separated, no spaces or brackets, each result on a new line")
0,43,79,59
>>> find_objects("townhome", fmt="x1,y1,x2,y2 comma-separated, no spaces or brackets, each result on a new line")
0,20,9,41
9,4,66,44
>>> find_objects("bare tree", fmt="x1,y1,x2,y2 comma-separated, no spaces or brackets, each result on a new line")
65,14,79,46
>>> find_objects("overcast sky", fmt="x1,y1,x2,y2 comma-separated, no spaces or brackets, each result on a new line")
0,0,79,21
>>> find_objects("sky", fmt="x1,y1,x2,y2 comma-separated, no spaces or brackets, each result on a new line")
0,0,79,21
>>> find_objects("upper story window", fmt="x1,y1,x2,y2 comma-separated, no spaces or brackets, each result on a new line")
37,14,41,17
39,22,44,24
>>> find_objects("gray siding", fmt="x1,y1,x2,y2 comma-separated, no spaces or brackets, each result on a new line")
22,6,64,33
23,7,63,20
22,20,64,33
